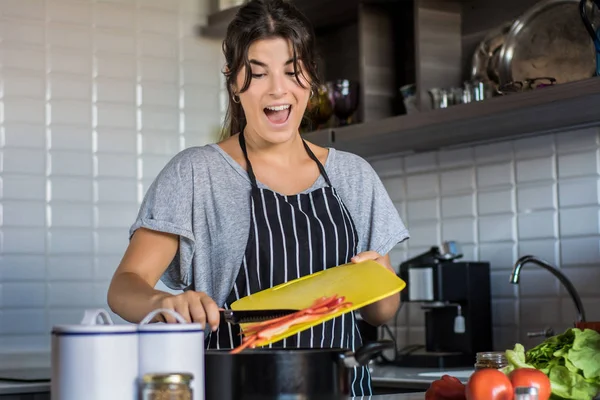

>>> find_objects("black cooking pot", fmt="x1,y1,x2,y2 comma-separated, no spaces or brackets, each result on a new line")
204,340,394,400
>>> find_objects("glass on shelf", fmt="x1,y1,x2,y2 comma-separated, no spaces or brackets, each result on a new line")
328,79,359,126
305,84,334,131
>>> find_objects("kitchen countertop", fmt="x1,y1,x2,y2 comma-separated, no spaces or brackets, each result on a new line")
0,362,469,396
0,380,425,400
0,379,49,396
370,364,472,390
0,353,51,395
0,380,427,399
0,351,471,397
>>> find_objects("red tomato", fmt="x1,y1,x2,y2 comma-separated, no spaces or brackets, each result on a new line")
509,368,552,400
466,369,513,400
425,374,466,400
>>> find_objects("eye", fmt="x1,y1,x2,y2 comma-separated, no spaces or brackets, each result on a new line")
251,73,265,78
286,72,297,77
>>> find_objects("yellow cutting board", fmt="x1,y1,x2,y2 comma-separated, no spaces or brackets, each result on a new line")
230,260,406,347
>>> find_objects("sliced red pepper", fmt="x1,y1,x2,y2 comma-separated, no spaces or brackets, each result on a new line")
240,314,299,334
242,296,348,334
229,295,353,354
256,314,323,339
230,335,258,354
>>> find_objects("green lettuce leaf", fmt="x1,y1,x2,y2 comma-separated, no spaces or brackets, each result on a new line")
548,365,600,400
502,343,535,374
567,328,600,379
503,328,600,400
527,328,575,370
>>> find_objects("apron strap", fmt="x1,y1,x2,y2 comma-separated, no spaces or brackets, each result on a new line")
302,139,332,187
238,132,332,188
238,132,258,188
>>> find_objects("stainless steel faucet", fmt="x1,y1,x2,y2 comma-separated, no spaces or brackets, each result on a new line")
509,255,586,323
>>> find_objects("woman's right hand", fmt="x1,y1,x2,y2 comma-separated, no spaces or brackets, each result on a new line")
151,291,221,330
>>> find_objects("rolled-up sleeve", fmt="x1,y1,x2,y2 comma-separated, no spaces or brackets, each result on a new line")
129,149,196,290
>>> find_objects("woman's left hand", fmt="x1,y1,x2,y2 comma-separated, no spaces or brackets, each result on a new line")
350,250,400,326
351,251,395,273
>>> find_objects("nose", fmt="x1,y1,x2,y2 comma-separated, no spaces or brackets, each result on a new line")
268,71,287,97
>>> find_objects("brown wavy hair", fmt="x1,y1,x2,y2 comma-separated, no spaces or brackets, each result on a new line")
220,0,321,140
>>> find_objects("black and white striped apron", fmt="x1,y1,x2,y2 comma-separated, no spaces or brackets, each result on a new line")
206,133,372,396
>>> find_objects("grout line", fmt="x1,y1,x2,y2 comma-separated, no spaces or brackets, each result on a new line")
508,139,523,341
471,152,480,262
91,0,100,286
551,133,563,327
178,0,186,151
43,0,51,333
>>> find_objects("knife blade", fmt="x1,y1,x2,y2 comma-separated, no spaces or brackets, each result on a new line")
220,309,298,325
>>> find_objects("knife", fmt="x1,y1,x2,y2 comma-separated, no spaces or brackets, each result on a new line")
220,309,298,324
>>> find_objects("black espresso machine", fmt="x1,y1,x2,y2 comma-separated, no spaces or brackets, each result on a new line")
395,242,493,368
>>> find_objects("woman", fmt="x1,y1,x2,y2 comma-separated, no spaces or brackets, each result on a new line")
107,0,409,395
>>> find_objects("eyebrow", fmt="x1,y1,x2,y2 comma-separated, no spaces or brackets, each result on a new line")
249,58,295,68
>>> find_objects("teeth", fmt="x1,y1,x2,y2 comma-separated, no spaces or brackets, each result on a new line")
265,105,291,111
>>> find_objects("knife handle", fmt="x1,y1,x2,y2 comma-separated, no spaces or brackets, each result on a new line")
221,309,236,324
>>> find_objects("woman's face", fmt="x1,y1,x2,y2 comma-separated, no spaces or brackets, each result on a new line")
234,37,311,145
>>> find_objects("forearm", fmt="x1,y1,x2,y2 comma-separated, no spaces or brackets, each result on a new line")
359,292,400,326
107,272,169,324
108,228,181,323
352,252,401,326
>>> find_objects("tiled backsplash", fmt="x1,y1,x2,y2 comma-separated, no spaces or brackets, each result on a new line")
372,128,600,353
0,0,224,353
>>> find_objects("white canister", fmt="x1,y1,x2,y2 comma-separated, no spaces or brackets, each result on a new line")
138,309,205,400
51,309,139,400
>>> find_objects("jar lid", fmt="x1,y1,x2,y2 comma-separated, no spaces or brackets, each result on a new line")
142,373,194,385
476,351,507,359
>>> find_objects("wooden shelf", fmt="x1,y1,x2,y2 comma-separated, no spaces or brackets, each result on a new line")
302,77,600,158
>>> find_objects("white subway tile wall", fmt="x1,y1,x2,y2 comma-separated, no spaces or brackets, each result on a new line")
0,0,225,353
372,128,600,352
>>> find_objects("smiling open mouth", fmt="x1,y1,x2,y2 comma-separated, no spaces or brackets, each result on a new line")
264,104,292,125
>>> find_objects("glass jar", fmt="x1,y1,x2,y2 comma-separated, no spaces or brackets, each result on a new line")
474,351,508,370
140,373,193,400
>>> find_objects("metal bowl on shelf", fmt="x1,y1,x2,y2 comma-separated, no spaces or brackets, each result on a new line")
498,0,598,86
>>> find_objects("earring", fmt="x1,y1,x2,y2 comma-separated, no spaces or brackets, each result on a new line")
232,93,240,103
310,89,314,99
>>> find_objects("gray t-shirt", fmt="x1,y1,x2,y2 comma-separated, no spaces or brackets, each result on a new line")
130,142,410,308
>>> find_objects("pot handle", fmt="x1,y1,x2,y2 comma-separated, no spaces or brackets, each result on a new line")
354,340,395,365
342,340,395,367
